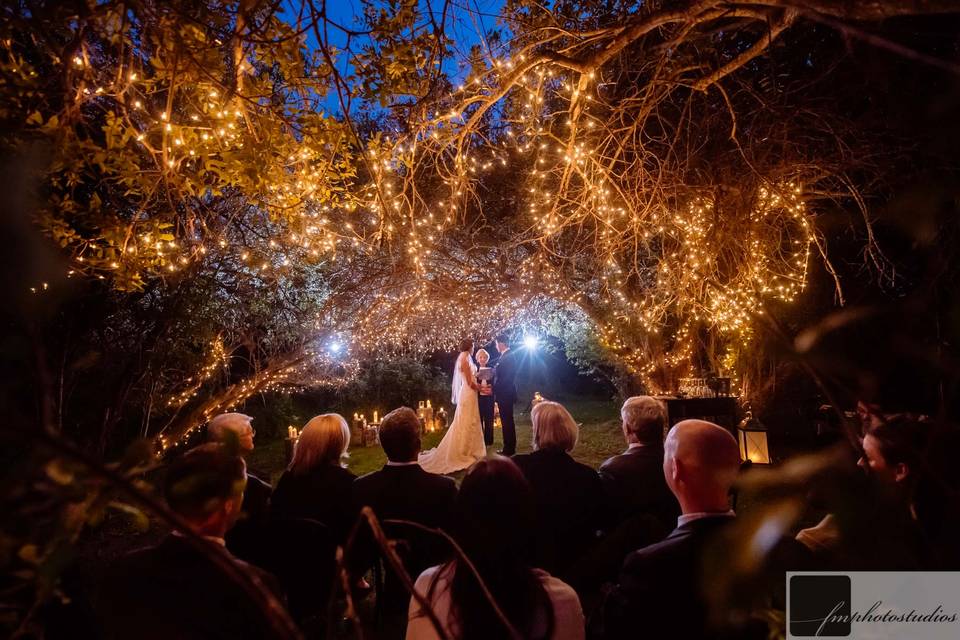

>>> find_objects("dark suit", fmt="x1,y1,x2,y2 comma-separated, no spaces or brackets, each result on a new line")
601,515,734,640
601,514,808,640
513,448,604,578
353,464,458,613
270,464,358,544
226,471,273,562
599,445,680,530
96,535,289,640
493,349,519,454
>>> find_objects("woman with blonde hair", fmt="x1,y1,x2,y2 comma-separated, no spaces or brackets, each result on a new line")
270,413,358,542
512,401,604,577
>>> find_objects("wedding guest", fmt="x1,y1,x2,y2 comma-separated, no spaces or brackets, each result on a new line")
207,412,272,559
601,420,742,639
407,457,584,640
354,407,458,617
599,396,680,529
565,398,678,606
475,348,496,446
270,413,357,543
799,416,947,568
97,444,292,639
512,401,604,578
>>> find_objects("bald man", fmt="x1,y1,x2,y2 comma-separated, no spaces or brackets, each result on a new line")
601,420,742,639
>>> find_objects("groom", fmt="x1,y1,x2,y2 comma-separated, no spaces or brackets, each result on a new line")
493,334,519,456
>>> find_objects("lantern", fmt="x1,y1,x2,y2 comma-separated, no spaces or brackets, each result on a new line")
737,411,770,464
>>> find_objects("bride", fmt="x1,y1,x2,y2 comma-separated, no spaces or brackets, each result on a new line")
418,338,487,474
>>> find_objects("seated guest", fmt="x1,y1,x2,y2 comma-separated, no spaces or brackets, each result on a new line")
599,396,680,529
798,416,943,568
354,407,458,616
512,401,604,578
270,413,357,543
97,444,293,639
407,457,584,640
601,419,742,639
207,412,272,558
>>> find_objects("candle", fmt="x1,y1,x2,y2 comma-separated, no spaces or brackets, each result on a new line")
373,410,378,423
426,399,432,408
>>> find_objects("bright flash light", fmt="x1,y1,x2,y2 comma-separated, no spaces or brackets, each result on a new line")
329,342,342,354
523,335,539,349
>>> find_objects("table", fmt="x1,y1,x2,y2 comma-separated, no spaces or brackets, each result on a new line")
655,396,740,433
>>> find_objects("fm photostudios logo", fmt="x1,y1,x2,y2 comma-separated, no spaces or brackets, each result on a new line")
789,575,851,637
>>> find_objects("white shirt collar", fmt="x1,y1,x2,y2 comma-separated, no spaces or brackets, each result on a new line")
627,442,646,451
677,510,735,528
386,460,420,467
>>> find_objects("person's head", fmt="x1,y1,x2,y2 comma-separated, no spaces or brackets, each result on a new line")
378,407,422,463
164,443,247,538
289,413,350,474
448,457,552,640
475,348,490,366
620,396,667,446
663,419,740,515
530,401,578,452
456,456,536,555
207,412,255,454
859,416,929,492
495,334,510,354
459,338,474,354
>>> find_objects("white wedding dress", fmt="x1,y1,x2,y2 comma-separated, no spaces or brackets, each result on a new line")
418,352,487,474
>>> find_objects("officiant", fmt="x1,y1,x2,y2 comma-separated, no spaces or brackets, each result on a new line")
475,348,496,446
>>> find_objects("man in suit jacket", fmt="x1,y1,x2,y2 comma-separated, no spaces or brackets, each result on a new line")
599,396,680,531
97,444,293,639
206,412,272,561
353,407,458,614
601,420,743,640
492,334,519,455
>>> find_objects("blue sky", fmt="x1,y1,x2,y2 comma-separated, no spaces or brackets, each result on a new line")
284,0,507,114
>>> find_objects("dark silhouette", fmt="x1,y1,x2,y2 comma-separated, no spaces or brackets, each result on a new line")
599,396,680,530
408,457,584,639
493,335,519,455
96,445,290,640
353,407,458,619
270,414,357,544
512,401,604,579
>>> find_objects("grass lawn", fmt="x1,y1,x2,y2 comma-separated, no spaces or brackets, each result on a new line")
246,398,626,483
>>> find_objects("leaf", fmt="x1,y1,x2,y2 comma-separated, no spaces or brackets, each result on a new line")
45,460,74,486
18,544,41,565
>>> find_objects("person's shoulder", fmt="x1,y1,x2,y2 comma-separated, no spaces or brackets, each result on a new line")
421,468,457,491
570,456,601,482
415,563,444,586
353,467,385,489
247,470,272,489
511,452,533,467
599,453,621,472
105,542,160,578
622,531,687,570
332,464,357,482
537,571,579,602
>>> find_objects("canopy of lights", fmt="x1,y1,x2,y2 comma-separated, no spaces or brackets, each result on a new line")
6,0,899,449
